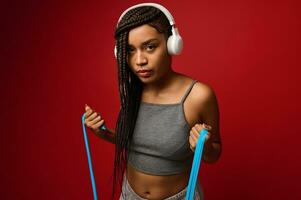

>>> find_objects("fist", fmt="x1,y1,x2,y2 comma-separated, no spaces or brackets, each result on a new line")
84,104,105,134
189,123,212,152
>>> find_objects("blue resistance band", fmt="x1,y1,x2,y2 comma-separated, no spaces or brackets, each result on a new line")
185,128,208,200
81,114,107,200
82,113,207,200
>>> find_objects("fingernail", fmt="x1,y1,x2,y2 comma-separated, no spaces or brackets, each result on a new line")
85,104,89,111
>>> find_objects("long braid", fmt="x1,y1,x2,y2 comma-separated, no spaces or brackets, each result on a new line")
111,6,172,199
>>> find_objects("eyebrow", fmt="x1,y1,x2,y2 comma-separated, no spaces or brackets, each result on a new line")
128,38,159,47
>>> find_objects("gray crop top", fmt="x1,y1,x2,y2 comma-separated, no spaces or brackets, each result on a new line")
128,80,198,175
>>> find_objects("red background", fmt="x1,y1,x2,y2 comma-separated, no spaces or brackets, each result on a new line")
1,0,300,199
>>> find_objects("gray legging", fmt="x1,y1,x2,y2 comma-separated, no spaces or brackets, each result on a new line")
119,173,204,200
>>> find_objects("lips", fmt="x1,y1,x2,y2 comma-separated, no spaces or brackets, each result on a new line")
137,69,153,77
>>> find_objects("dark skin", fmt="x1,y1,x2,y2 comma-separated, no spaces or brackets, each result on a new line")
84,24,221,199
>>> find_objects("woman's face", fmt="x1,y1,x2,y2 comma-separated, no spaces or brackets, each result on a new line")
127,24,171,84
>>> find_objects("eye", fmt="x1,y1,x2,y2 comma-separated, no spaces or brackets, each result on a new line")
145,43,157,51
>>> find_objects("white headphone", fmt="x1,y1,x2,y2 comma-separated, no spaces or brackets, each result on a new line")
114,3,183,58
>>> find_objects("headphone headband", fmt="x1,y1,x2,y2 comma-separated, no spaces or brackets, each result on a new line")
116,3,176,27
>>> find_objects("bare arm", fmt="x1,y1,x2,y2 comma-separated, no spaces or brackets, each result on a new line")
94,128,116,144
188,84,222,164
200,86,222,163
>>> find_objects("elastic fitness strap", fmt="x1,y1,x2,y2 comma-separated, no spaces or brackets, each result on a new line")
185,128,208,200
81,114,207,200
81,114,106,200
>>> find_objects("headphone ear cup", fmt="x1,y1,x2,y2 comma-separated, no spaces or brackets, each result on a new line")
167,35,183,55
114,46,117,59
167,27,183,55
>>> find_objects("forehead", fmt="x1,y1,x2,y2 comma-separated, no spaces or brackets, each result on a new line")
128,24,165,46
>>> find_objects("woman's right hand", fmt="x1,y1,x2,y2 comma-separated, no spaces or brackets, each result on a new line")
84,104,105,135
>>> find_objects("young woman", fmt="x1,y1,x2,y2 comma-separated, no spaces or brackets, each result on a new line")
84,3,221,200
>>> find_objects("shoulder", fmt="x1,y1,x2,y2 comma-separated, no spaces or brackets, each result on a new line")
191,81,217,106
188,80,219,122
176,74,217,106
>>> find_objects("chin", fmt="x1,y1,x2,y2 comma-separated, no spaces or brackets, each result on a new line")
138,76,156,84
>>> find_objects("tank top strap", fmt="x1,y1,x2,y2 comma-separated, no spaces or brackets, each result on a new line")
180,80,198,104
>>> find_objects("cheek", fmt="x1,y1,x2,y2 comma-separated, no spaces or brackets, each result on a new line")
152,47,168,64
153,54,170,71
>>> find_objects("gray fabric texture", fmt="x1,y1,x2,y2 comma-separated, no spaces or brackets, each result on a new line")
128,80,198,175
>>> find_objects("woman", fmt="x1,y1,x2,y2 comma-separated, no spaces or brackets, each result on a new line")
84,3,221,200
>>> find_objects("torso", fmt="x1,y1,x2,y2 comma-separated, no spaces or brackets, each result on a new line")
126,74,205,199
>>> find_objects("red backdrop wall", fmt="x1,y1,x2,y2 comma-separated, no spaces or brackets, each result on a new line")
1,0,300,199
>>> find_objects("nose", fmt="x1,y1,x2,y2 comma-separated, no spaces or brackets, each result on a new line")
136,51,147,66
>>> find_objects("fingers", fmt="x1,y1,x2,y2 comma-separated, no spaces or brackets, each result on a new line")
189,139,195,152
90,115,101,124
195,123,212,132
190,128,199,141
202,123,212,131
189,123,212,152
91,119,104,130
84,104,104,131
84,104,93,118
84,105,92,121
189,133,196,152
87,112,99,122
189,127,198,152
85,104,99,119
201,123,212,142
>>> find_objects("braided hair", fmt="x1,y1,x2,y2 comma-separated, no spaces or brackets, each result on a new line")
111,6,172,199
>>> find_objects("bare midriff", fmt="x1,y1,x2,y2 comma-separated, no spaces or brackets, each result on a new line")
126,162,191,200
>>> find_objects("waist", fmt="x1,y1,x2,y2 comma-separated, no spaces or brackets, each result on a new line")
126,162,191,199
128,150,193,175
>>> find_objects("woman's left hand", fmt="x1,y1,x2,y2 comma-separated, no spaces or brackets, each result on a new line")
189,123,212,152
